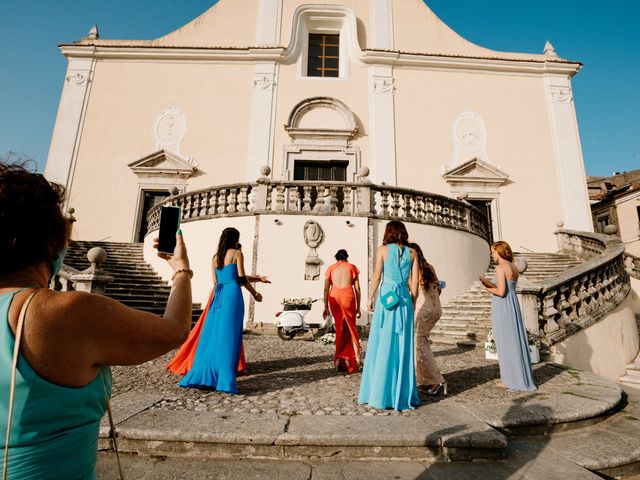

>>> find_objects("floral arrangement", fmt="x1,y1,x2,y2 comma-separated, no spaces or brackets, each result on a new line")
319,333,336,345
485,330,497,353
281,297,314,306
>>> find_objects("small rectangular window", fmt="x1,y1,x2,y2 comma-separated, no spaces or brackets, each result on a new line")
307,33,340,78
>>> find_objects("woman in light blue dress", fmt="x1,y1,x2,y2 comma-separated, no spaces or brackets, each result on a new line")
483,241,536,392
180,228,265,393
358,221,420,411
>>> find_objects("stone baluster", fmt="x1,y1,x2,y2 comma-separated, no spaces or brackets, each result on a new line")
414,195,424,220
379,190,391,216
274,184,286,211
217,189,227,214
315,185,325,212
69,247,114,296
302,185,312,212
402,194,413,219
342,186,353,213
391,192,402,217
329,186,339,213
238,186,249,212
227,187,238,213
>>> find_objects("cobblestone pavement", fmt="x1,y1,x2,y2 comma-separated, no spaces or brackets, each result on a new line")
111,333,576,417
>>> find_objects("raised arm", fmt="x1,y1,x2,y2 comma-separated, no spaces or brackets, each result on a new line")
236,250,262,302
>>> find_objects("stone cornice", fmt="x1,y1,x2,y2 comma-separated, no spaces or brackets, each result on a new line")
59,44,581,76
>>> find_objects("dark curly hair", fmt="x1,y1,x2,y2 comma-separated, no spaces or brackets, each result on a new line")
0,162,70,275
215,227,240,269
382,221,409,246
335,249,348,261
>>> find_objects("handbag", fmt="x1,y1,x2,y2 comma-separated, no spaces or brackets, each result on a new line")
380,288,400,310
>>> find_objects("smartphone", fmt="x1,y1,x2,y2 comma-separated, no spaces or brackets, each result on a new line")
157,206,181,255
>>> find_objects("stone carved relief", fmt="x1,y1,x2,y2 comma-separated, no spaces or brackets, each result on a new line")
371,76,395,94
153,107,187,156
451,110,490,166
550,86,572,104
303,220,324,280
65,72,88,85
253,73,276,90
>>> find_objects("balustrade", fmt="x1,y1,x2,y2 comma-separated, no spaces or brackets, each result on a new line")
624,253,640,280
146,180,490,242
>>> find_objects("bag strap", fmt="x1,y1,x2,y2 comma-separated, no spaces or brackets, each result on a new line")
104,380,124,480
3,289,38,480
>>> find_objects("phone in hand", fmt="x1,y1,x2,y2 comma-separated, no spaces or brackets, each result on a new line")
157,206,181,255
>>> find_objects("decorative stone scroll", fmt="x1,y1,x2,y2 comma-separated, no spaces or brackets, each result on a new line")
303,220,324,280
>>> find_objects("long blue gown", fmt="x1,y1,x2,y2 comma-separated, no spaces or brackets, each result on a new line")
491,278,537,391
358,244,420,410
180,263,244,393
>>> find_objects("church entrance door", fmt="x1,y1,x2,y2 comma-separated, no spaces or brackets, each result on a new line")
137,190,171,242
468,199,494,243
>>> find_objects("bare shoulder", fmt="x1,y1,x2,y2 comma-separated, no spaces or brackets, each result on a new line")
234,249,244,262
28,289,108,333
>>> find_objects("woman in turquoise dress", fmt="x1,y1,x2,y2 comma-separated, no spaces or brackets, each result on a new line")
358,221,420,411
483,241,536,392
1,163,194,479
179,228,265,393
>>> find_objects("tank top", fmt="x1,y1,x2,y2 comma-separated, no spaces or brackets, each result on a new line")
0,290,111,479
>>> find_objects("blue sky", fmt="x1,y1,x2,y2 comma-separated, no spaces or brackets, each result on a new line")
0,1,638,177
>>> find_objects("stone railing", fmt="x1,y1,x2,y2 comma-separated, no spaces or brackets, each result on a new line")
519,230,630,344
146,180,489,242
50,247,114,295
624,252,640,280
50,264,80,292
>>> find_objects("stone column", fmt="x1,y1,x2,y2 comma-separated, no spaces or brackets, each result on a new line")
70,247,114,295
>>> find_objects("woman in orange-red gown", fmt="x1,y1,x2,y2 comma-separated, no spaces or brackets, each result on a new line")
323,249,362,374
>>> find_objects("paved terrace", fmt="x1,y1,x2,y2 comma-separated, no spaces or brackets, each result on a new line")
99,334,640,480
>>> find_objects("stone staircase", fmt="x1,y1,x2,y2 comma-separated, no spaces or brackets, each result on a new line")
64,241,202,323
431,252,583,346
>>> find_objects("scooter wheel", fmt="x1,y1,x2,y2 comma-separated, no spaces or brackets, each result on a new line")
277,327,296,341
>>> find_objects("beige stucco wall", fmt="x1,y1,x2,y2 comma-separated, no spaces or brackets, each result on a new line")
394,68,562,252
69,61,254,241
616,192,640,256
549,295,639,381
144,213,489,326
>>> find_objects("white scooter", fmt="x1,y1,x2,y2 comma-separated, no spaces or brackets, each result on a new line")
275,298,333,340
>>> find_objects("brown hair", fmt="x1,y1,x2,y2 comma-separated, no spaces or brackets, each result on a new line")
215,227,240,269
0,162,70,275
409,243,436,286
491,241,514,262
382,221,409,246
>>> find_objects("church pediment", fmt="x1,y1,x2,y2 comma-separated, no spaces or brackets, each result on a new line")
442,158,510,187
128,150,197,179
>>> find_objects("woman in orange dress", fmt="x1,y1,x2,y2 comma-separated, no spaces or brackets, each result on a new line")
323,249,362,373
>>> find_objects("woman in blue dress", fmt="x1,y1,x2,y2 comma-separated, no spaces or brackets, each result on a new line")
179,227,265,393
483,241,536,392
358,221,420,411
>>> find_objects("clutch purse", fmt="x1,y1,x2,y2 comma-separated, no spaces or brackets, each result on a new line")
380,289,400,310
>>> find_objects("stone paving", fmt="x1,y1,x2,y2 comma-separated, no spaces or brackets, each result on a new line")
111,332,617,423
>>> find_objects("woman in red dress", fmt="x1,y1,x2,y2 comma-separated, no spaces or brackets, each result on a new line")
323,249,362,373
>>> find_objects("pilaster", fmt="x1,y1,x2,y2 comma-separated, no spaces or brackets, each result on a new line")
44,56,95,195
544,75,593,231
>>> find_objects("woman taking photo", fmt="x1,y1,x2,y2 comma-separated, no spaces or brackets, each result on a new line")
358,221,420,411
323,249,361,374
175,228,268,393
409,242,446,396
0,162,193,479
482,241,536,392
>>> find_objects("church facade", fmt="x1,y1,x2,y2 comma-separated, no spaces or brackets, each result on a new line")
45,0,592,253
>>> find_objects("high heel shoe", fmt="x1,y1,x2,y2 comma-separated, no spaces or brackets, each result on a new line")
427,382,447,396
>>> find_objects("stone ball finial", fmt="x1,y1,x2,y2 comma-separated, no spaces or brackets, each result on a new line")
359,167,370,178
260,165,271,177
604,224,618,235
515,258,528,274
555,220,565,228
457,193,469,201
66,207,77,224
87,247,107,266
170,186,180,195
